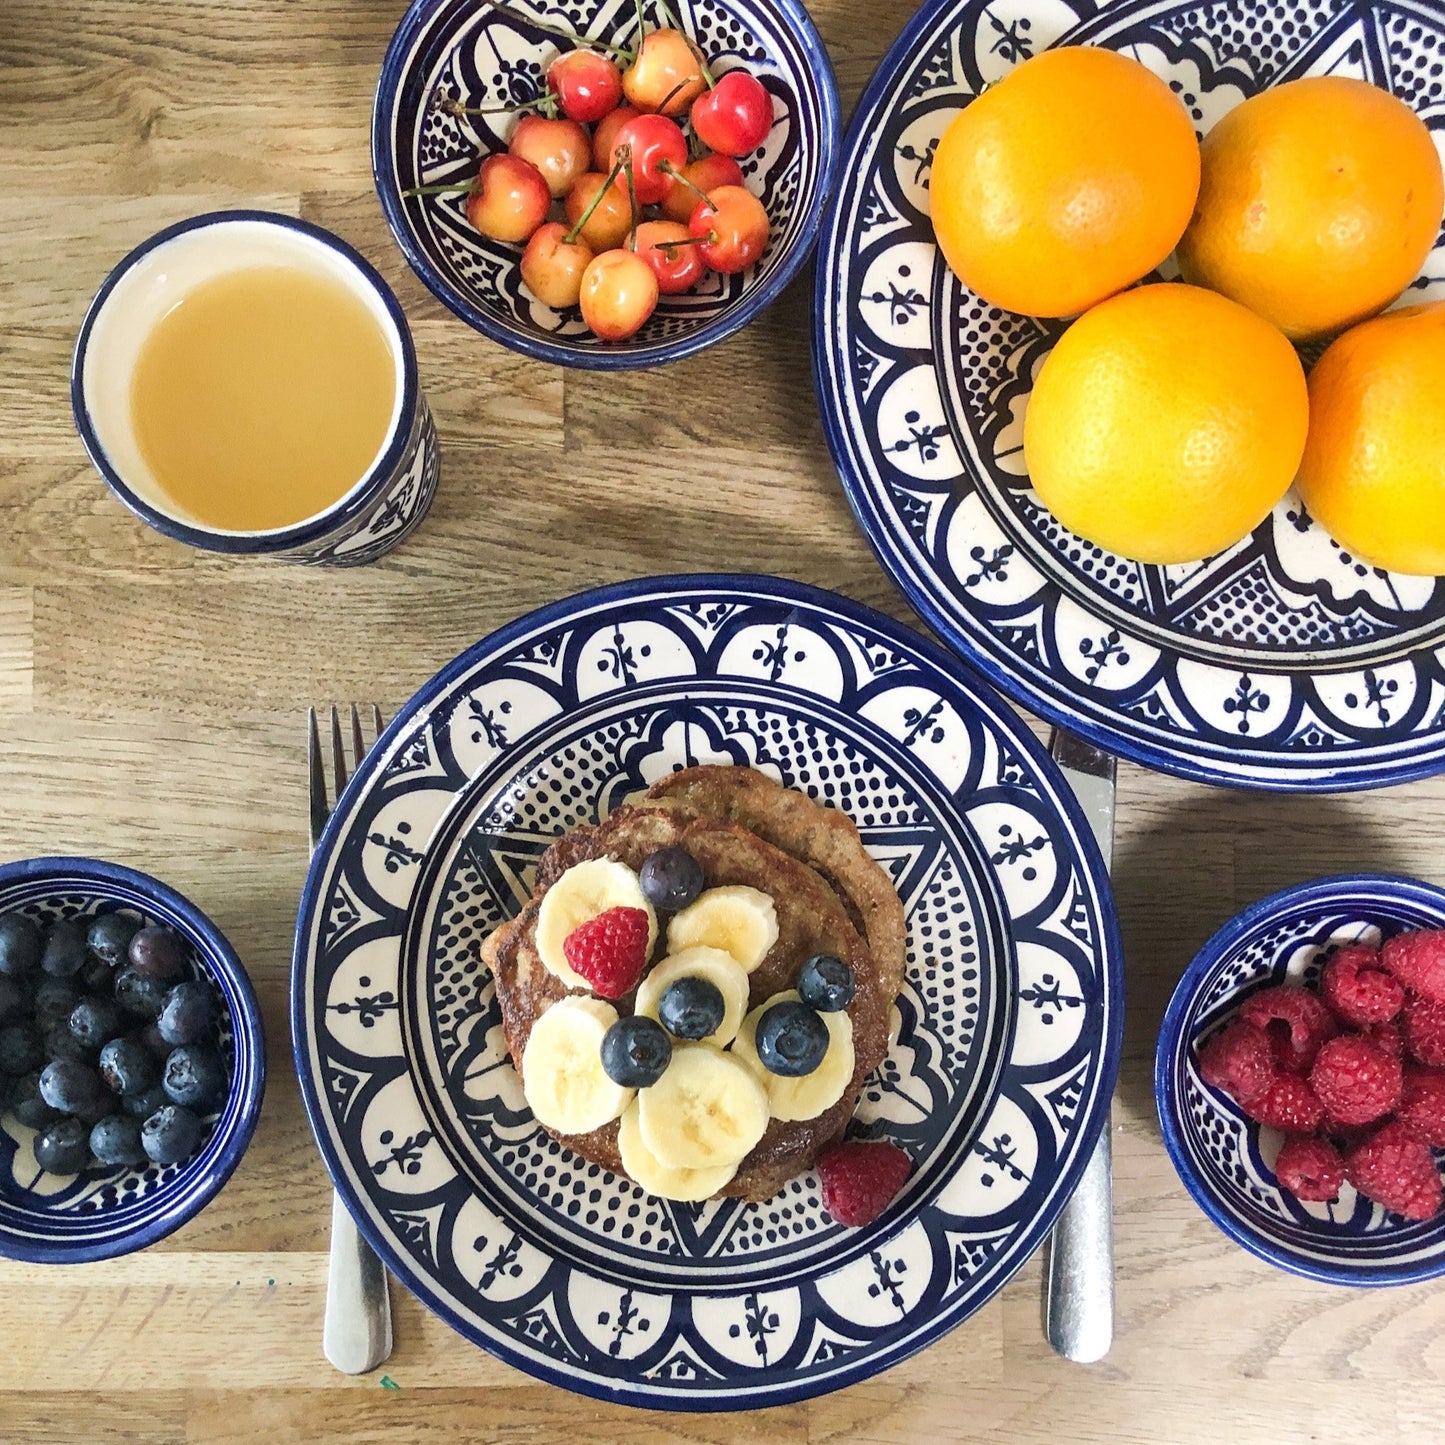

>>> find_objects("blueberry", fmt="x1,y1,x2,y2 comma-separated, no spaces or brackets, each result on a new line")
87,911,141,968
0,914,42,978
138,1020,172,1062
90,1114,147,1168
127,926,187,983
44,1022,99,1065
34,1116,93,1174
600,1015,673,1087
40,919,88,979
0,975,27,1026
122,1080,169,1119
69,995,126,1052
639,847,705,911
33,977,80,1033
114,967,168,1019
162,1045,228,1111
141,1104,204,1166
157,981,215,1046
657,976,726,1040
38,1059,112,1120
0,1022,43,1075
754,1001,830,1077
797,953,856,1013
6,1071,60,1129
79,953,115,996
99,1037,158,1097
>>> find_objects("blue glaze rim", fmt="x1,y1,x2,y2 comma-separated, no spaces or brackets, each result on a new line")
71,209,421,556
371,0,841,370
808,0,1445,796
0,856,266,1265
290,571,1124,1408
1156,872,1445,1287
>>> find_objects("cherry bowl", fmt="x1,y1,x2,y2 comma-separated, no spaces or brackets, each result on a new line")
1156,873,1445,1286
0,858,265,1264
373,0,840,368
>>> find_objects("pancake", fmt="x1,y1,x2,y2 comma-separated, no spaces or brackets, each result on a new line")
482,803,893,1202
643,766,908,1000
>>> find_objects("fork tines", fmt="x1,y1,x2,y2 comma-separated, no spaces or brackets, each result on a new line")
308,704,386,851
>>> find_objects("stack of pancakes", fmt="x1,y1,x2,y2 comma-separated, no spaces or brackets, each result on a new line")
481,765,906,1202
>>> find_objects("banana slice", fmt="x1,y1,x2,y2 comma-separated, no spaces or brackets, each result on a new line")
637,1043,771,1171
521,996,634,1134
634,945,751,1048
666,885,778,973
617,1101,738,1202
535,859,658,991
732,989,855,1122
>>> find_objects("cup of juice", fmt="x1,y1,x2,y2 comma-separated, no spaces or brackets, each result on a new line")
72,210,439,565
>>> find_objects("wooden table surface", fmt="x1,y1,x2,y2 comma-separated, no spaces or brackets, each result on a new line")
2,1,1443,1440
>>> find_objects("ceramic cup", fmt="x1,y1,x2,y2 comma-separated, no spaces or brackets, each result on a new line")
72,210,440,565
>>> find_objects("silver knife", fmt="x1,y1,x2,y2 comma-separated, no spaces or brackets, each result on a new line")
1045,727,1115,1364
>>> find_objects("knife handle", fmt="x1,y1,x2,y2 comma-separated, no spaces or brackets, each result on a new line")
1045,1113,1113,1362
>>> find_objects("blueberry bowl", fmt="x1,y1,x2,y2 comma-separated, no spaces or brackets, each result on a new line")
0,858,264,1263
373,0,840,368
1156,874,1445,1286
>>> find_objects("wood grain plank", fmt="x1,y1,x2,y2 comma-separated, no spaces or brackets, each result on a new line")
0,586,34,713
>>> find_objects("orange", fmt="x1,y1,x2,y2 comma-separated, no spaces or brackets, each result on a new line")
929,47,1200,318
1295,301,1445,576
1022,283,1308,565
1177,77,1443,341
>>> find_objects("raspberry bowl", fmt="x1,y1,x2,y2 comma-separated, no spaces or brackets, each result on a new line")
1156,873,1445,1286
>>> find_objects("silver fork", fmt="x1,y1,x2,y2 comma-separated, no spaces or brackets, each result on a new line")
310,704,395,1376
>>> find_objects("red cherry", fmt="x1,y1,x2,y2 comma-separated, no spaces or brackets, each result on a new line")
564,172,634,252
465,153,551,244
610,114,687,205
520,222,594,309
579,249,659,340
622,28,707,116
592,105,640,170
661,153,745,224
690,70,772,157
508,114,592,198
688,184,770,273
633,220,706,295
547,50,624,124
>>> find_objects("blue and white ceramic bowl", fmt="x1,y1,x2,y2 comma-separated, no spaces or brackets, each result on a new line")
73,211,441,566
374,0,840,368
813,0,1445,790
0,858,265,1264
1157,874,1445,1286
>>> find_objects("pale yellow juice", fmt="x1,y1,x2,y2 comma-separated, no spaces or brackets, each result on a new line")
128,265,397,532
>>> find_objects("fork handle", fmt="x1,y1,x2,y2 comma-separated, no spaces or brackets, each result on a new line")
323,1190,393,1374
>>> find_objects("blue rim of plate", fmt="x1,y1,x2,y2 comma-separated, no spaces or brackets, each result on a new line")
291,573,1123,1408
71,209,421,556
1156,872,1445,1286
811,0,1445,793
372,0,841,370
0,856,266,1264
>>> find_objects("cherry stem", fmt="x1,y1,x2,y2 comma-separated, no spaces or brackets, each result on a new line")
442,93,556,119
482,0,636,60
656,0,716,85
654,235,711,253
634,0,648,45
402,179,479,197
658,160,715,210
563,147,629,245
623,155,641,244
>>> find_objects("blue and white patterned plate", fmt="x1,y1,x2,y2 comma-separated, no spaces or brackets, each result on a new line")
292,575,1122,1407
813,0,1445,791
1157,874,1445,1286
374,0,839,368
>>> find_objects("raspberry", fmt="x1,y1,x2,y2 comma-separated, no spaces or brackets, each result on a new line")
1345,1121,1444,1220
1242,1074,1324,1132
561,906,650,999
1403,993,1445,1066
1382,929,1445,1004
1369,1020,1404,1059
1196,1020,1275,1104
816,1139,913,1227
1320,942,1404,1027
1273,1136,1345,1202
1398,1066,1445,1146
1238,985,1340,1074
1309,1035,1403,1125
